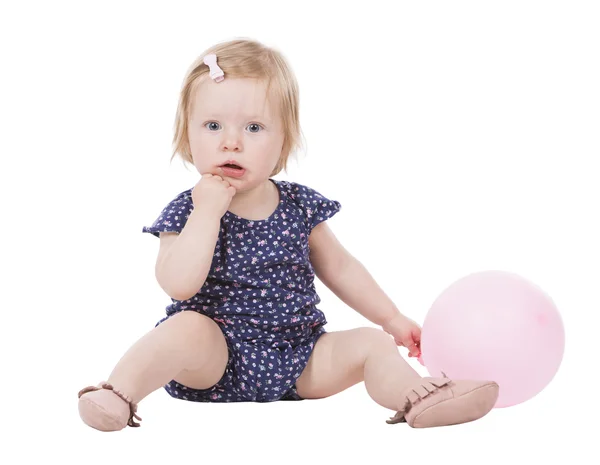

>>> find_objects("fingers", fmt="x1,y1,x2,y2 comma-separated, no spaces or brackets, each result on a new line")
393,335,420,358
405,340,421,358
412,328,421,343
201,173,232,188
409,328,422,357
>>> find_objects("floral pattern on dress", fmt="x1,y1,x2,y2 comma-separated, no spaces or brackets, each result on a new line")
143,179,341,402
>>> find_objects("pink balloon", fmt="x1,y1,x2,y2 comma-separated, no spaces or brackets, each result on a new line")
420,270,564,408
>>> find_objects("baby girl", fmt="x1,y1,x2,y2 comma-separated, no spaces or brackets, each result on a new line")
77,38,499,431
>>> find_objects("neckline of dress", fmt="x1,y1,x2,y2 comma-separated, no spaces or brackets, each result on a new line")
223,178,284,226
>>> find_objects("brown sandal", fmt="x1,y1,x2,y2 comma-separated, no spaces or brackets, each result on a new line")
78,382,142,429
386,372,499,428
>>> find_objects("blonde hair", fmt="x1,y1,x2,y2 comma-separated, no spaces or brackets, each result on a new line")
171,38,304,177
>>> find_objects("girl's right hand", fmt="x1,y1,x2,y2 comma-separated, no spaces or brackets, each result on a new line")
191,174,237,219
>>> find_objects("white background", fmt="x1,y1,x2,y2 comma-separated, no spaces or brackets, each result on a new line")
1,0,598,463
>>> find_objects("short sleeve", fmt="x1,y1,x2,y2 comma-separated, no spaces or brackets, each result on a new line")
142,189,194,238
287,182,342,233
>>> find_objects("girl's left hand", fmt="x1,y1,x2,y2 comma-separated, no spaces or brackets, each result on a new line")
382,313,422,358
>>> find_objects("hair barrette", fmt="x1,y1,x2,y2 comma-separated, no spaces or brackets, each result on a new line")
203,53,224,82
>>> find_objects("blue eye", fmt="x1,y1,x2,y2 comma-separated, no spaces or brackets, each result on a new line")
247,123,263,133
204,122,263,132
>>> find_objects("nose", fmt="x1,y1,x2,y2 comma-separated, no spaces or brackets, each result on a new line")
220,130,242,152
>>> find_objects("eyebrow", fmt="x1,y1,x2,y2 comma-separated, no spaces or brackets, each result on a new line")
204,113,270,121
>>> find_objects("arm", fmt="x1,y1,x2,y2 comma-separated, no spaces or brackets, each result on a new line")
308,222,404,328
155,206,220,301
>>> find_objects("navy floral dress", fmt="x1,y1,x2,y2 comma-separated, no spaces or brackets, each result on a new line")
142,179,341,402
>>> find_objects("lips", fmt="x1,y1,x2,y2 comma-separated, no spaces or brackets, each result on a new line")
219,160,246,178
219,160,244,170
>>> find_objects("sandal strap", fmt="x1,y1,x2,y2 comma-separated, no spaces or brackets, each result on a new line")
78,382,142,427
386,372,451,424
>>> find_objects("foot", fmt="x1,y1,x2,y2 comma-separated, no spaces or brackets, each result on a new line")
78,382,142,431
386,373,499,428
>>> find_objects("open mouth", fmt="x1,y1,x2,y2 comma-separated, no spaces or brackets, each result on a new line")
219,162,246,178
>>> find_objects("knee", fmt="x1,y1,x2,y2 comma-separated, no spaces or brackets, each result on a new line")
354,327,397,352
167,310,217,339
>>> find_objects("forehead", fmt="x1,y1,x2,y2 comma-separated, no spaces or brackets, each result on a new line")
192,77,277,121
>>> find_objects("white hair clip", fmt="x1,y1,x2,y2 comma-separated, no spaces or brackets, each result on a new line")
203,53,224,82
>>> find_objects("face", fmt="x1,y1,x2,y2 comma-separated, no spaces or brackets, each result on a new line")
188,77,284,191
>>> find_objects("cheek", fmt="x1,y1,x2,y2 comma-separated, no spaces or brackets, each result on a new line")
189,133,215,160
189,131,207,149
265,134,284,156
261,140,284,166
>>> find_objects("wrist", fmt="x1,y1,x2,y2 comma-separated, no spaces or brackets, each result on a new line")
190,205,223,223
381,312,406,334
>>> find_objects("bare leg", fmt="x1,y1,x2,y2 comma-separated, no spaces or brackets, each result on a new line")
78,311,229,431
296,327,419,410
296,327,498,427
106,311,229,404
